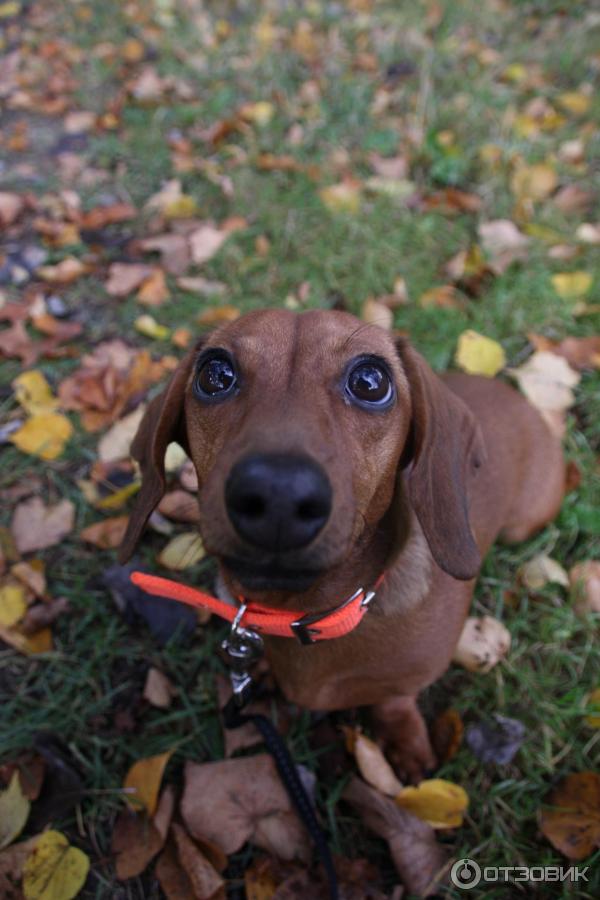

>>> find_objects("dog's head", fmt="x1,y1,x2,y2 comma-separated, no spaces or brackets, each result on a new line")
119,309,484,594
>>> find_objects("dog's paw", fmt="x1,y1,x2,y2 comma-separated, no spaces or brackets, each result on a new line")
372,695,437,784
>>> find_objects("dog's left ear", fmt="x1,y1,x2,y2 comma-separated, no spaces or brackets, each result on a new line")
118,346,198,564
394,340,486,581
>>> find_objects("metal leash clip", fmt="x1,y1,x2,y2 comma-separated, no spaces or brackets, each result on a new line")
221,604,264,707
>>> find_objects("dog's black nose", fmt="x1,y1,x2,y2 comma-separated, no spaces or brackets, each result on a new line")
225,454,332,552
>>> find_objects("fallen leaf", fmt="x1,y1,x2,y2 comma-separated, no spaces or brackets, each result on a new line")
188,224,228,265
551,271,593,299
584,689,600,729
143,668,175,709
507,351,580,420
478,219,529,274
0,191,24,226
156,839,195,900
361,298,393,330
0,772,30,849
80,516,129,549
135,314,171,340
576,223,600,245
553,185,594,215
170,823,225,899
569,561,600,615
421,188,482,214
22,830,90,900
140,234,191,276
0,754,45,802
181,755,309,860
431,709,464,764
137,269,169,307
518,554,569,590
97,405,146,462
10,413,73,460
21,597,69,635
78,202,136,230
172,328,193,349
528,334,600,370
0,581,27,628
539,772,600,860
105,263,153,297
158,533,205,570
455,330,506,377
197,306,240,326
158,491,200,524
36,257,88,285
0,836,41,898
11,498,75,554
176,276,226,295
12,371,58,415
395,779,468,829
343,777,448,897
453,616,511,672
510,162,557,202
344,728,403,797
240,101,275,126
111,810,163,880
556,92,591,116
465,714,526,764
419,285,465,310
319,182,362,215
0,624,53,655
145,180,198,219
124,750,173,815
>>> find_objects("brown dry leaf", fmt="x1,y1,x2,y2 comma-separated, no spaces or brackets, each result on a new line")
97,405,146,462
197,306,240,326
11,497,75,554
0,191,24,226
510,162,557,202
478,219,529,274
0,754,45,802
9,559,46,599
188,224,228,265
395,779,469,829
518,554,569,591
344,728,403,797
0,321,40,366
158,491,199,524
343,777,448,897
78,202,136,230
112,810,163,880
181,755,310,861
80,516,129,549
140,234,191,276
0,623,52,655
105,263,154,297
10,413,73,461
143,668,175,709
453,616,511,672
418,285,464,310
553,185,594,215
539,772,600,860
171,823,225,900
158,533,205,570
156,839,195,900
361,298,393,330
123,750,173,816
172,328,193,349
528,334,600,371
137,269,169,307
569,561,600,615
36,256,88,284
0,836,41,898
421,188,482,214
20,596,69,635
431,709,464,764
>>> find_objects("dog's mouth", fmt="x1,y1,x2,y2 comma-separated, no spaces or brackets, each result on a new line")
222,556,324,592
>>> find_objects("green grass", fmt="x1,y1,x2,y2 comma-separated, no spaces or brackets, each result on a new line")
1,0,599,897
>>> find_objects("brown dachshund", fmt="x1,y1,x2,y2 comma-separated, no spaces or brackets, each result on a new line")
119,309,565,780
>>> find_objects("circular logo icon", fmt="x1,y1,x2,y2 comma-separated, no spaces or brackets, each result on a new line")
450,858,482,889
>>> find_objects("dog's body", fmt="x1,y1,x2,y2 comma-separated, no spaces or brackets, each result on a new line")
120,309,564,779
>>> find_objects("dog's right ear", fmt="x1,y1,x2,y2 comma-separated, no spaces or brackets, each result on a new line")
118,346,198,564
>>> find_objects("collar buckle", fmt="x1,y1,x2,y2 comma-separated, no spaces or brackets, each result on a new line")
290,587,365,645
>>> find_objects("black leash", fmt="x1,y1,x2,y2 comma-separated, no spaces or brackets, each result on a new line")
221,609,339,900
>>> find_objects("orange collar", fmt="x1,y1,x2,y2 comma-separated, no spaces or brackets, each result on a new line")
130,571,384,644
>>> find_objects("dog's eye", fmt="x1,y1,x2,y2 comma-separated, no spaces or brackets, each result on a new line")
194,354,237,400
346,360,393,407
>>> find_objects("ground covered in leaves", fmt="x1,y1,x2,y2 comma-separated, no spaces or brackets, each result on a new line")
1,0,599,897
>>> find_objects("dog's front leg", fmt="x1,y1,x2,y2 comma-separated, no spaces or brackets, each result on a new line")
372,694,437,784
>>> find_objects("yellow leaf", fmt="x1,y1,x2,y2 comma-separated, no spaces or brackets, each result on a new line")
395,778,469,829
96,481,140,510
0,2,21,20
510,163,557,202
240,101,275,126
347,729,404,797
9,413,73,460
0,581,27,627
551,271,592,299
22,830,90,900
556,92,591,116
319,182,362,215
12,371,59,415
124,750,173,815
0,625,52,655
0,772,31,849
164,195,198,220
585,688,600,728
134,315,171,340
455,330,506,377
502,63,526,82
158,533,205,570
